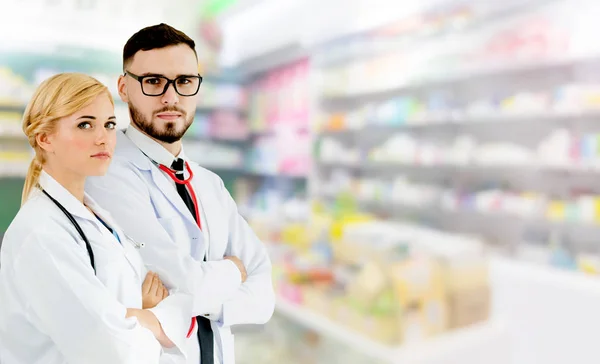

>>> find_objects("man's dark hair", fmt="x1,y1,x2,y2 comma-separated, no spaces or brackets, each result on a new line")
123,23,197,70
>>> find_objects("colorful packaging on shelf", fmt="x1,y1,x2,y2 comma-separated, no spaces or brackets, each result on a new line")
389,256,449,341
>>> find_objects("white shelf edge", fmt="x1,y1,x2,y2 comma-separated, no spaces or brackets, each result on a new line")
318,192,600,230
0,104,26,110
490,256,600,295
275,298,397,362
0,171,27,178
199,164,309,179
196,105,247,113
321,53,600,101
0,132,26,140
318,161,600,174
275,297,504,364
318,109,600,134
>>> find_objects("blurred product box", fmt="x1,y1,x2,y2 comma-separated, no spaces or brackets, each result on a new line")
263,215,492,346
577,253,600,275
344,308,399,345
336,221,490,344
389,256,449,341
446,285,490,329
301,284,333,316
332,221,414,265
247,216,282,243
411,234,491,331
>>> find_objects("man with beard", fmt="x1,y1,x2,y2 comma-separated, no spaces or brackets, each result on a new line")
85,23,275,364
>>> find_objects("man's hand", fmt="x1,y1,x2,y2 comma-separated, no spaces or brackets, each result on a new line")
224,256,247,283
142,271,169,309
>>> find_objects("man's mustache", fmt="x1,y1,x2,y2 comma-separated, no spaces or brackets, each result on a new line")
153,106,186,116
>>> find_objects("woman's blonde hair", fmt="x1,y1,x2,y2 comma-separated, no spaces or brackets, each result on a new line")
21,72,113,205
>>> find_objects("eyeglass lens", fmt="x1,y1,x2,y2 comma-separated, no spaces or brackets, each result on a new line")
142,76,201,96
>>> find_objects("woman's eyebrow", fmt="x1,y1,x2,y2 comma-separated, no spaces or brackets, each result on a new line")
77,116,117,120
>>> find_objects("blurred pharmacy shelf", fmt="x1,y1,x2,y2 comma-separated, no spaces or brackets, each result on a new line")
317,109,600,135
318,192,600,230
318,161,600,175
269,254,600,364
275,297,509,364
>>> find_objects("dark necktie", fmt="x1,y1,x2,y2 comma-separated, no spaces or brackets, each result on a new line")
170,158,214,364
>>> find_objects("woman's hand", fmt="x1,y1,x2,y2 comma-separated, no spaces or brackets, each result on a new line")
126,308,175,348
142,271,169,309
132,272,175,348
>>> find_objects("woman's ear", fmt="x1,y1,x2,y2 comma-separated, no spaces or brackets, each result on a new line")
118,75,129,103
36,132,53,154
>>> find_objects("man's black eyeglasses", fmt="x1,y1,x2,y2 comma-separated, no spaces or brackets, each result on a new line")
124,71,203,97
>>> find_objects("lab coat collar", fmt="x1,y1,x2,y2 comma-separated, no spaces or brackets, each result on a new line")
124,124,188,169
83,195,117,229
117,126,198,228
38,169,97,222
114,130,152,171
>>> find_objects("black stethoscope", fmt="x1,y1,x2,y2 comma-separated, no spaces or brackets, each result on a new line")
41,189,144,275
42,189,96,274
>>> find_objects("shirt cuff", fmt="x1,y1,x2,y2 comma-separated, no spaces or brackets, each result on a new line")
148,293,192,359
202,304,225,322
199,260,240,320
133,322,163,364
224,258,243,286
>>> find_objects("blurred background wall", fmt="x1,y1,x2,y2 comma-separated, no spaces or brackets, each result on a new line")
2,1,600,363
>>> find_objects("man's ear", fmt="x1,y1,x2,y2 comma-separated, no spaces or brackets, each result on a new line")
118,74,129,103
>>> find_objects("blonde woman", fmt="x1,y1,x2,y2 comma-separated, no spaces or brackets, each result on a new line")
0,73,191,364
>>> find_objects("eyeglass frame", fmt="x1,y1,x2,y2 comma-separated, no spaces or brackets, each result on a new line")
124,70,203,97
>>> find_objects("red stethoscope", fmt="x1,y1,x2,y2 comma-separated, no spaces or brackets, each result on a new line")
158,162,202,230
158,161,201,338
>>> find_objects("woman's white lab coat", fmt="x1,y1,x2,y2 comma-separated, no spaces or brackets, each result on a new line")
0,170,191,364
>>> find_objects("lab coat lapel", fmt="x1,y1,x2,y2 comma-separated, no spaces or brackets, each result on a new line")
38,170,95,221
149,165,198,228
188,164,215,259
86,200,143,280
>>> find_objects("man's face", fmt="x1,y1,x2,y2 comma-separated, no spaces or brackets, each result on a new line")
118,44,199,144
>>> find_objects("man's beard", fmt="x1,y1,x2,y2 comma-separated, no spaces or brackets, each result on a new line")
129,103,193,144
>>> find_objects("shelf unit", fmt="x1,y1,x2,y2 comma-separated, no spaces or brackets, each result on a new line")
220,2,600,363
310,0,600,256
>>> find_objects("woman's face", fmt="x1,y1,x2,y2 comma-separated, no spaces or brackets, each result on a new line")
43,94,117,177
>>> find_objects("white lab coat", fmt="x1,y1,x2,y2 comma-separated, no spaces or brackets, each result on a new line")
86,130,275,364
0,170,191,364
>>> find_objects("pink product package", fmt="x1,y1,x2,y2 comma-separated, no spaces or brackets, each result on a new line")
278,282,303,304
266,72,280,128
276,131,311,176
278,67,292,125
209,112,248,140
293,59,310,126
